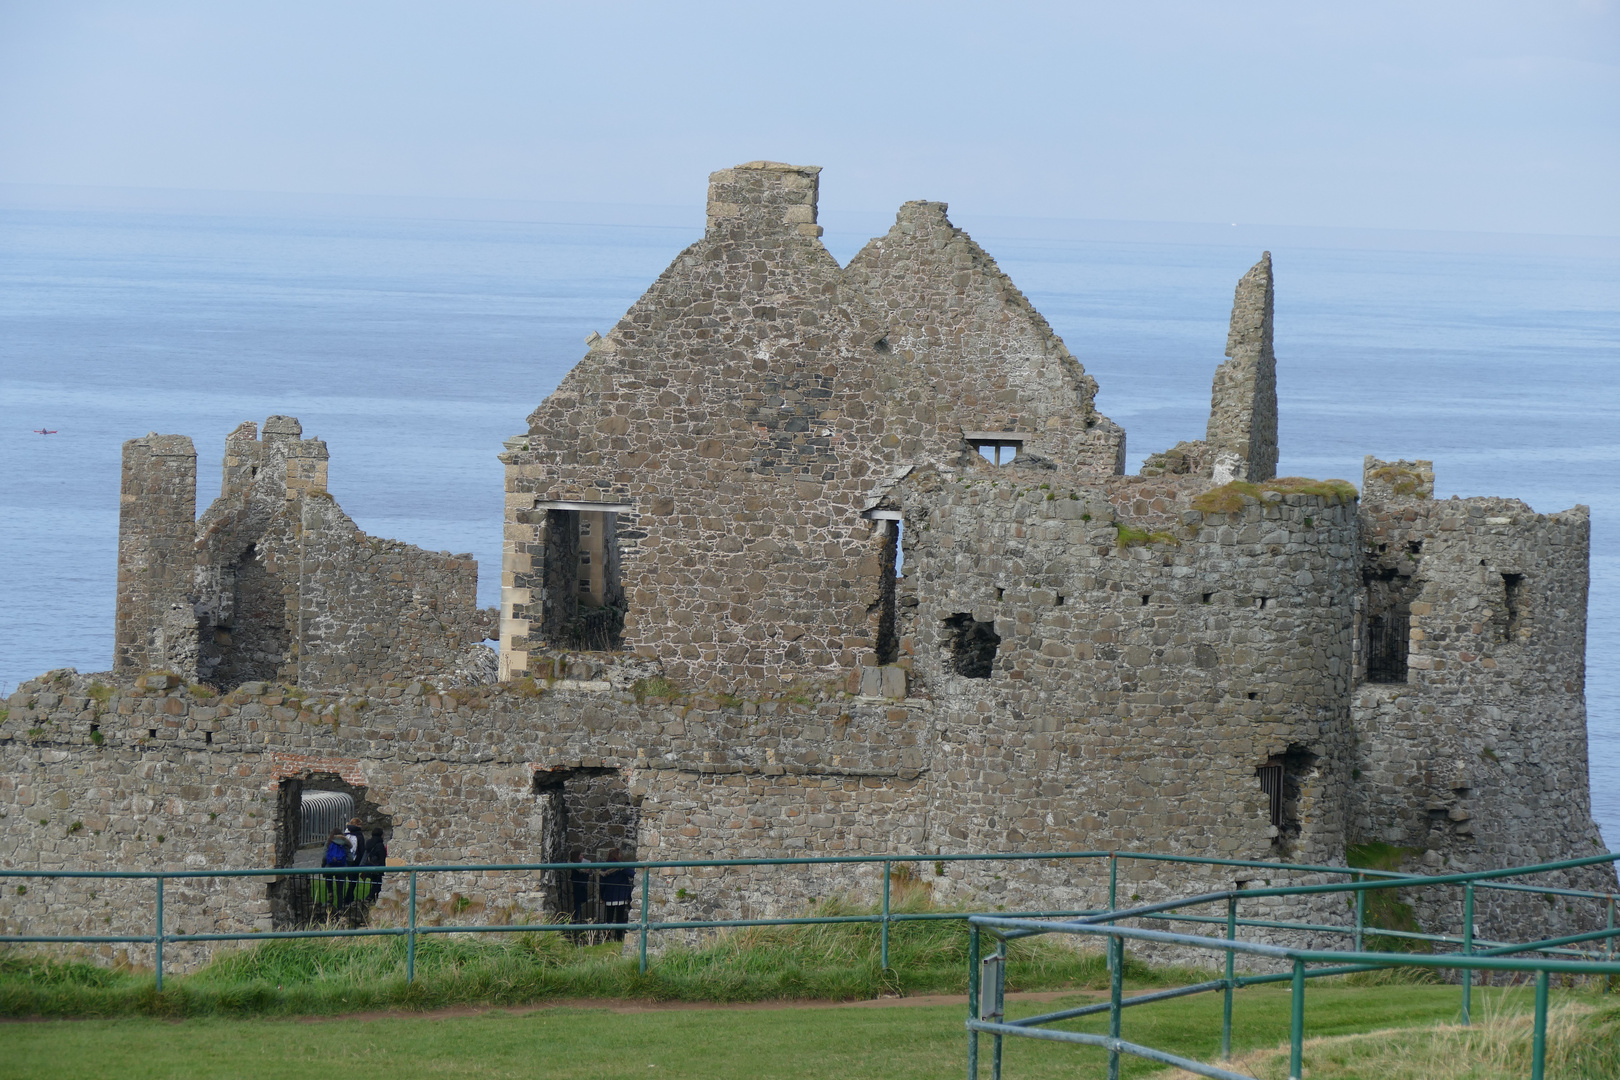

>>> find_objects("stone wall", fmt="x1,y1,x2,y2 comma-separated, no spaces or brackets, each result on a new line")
7,162,1612,975
116,417,494,692
115,434,198,673
1350,458,1609,939
499,163,1128,693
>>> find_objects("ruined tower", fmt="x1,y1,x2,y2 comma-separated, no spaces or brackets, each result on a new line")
1206,252,1279,482
114,433,198,674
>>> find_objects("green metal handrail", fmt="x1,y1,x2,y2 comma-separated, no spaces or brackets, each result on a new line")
1,848,1614,997
966,864,1620,1080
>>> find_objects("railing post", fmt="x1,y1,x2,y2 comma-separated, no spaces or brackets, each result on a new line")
967,923,981,1080
991,938,1005,1080
1106,853,1118,974
1289,957,1305,1080
1222,893,1237,1059
881,860,892,971
1461,882,1474,1025
154,876,164,992
638,866,650,975
1530,968,1549,1080
1353,872,1365,954
406,871,417,984
1107,933,1123,1080
1606,895,1615,995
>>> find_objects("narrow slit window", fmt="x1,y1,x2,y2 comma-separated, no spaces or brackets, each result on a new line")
1257,764,1283,828
875,518,900,664
1501,573,1524,640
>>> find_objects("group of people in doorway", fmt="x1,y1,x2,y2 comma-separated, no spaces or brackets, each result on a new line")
315,817,388,907
568,848,635,938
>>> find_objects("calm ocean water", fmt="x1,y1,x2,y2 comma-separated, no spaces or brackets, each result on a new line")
1,201,1615,846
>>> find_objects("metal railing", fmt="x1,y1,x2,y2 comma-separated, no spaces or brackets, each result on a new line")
1,848,1614,1008
966,851,1620,1080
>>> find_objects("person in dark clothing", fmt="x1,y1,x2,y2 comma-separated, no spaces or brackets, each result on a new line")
600,847,635,936
344,817,367,903
568,851,592,924
359,828,387,902
319,828,349,910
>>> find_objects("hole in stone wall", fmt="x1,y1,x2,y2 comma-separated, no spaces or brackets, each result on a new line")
534,768,641,928
1141,594,1151,606
270,775,393,929
1257,764,1283,827
1247,692,1258,701
1056,594,1065,606
1407,540,1423,555
943,613,1000,679
542,509,624,651
973,442,1020,466
1256,597,1269,610
1202,593,1213,604
1367,611,1409,683
1258,745,1317,855
995,587,1004,600
873,336,890,353
1501,573,1525,641
205,731,212,744
148,729,157,739
874,519,899,665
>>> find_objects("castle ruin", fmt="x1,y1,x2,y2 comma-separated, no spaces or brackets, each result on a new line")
2,162,1611,968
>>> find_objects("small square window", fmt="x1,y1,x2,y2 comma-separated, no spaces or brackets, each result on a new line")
580,553,591,565
579,579,592,591
580,522,592,536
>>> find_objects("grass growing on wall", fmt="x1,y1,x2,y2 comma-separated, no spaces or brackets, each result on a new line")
0,895,1205,1019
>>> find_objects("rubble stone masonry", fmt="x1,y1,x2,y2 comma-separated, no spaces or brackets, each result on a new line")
2,163,1611,971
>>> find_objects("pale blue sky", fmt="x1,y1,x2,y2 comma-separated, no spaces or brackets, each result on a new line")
1,1,1616,235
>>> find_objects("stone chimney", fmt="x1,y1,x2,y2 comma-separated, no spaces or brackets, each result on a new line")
705,161,824,240
115,433,198,673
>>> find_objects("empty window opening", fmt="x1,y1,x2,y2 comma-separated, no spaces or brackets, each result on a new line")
1367,612,1409,683
1407,540,1423,555
1141,594,1151,606
1056,594,1065,607
873,336,891,353
1202,593,1214,604
1256,596,1269,610
542,508,624,651
1257,745,1317,855
874,518,900,664
202,540,291,691
271,776,392,929
148,729,157,739
534,768,641,935
205,731,212,745
1247,691,1258,701
1501,573,1525,641
995,587,1005,601
976,443,1019,465
943,613,1000,679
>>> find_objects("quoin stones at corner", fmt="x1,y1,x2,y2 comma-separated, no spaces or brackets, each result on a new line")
3,162,1611,969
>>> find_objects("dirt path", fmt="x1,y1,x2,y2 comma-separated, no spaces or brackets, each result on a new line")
297,988,1106,1025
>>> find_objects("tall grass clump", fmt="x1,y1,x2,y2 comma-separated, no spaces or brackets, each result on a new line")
0,891,1204,1019
1163,998,1620,1080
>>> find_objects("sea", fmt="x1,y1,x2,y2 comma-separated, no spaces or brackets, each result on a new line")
1,190,1616,847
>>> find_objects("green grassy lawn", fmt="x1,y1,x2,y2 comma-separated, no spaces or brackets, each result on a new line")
0,984,1565,1080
